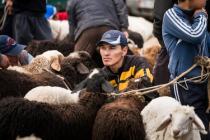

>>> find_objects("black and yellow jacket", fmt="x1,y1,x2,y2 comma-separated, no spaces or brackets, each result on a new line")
103,55,153,92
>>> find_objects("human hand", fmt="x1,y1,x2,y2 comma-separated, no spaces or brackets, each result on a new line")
194,8,208,16
5,0,13,15
0,54,10,69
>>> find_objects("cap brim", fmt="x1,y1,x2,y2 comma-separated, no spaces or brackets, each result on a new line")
97,40,120,47
5,44,26,56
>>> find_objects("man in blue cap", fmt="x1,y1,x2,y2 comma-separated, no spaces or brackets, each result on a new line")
0,35,33,69
97,30,156,98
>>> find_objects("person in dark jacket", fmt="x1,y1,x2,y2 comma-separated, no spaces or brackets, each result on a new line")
97,30,158,102
67,0,129,67
5,0,53,45
162,0,210,139
153,0,178,86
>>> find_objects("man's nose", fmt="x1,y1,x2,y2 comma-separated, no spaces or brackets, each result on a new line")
103,49,110,55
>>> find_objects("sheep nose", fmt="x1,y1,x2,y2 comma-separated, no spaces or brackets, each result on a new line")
173,130,180,136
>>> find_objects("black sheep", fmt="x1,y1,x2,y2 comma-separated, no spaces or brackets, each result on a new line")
0,69,114,140
0,93,105,140
128,30,144,49
26,37,75,57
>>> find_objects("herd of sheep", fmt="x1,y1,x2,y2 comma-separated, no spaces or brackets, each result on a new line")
0,16,207,140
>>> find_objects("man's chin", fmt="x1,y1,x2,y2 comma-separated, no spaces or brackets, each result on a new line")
103,62,113,66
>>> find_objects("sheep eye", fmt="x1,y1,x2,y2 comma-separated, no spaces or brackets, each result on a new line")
189,117,193,120
170,114,172,118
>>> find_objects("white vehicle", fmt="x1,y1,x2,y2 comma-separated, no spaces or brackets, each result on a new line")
127,0,155,21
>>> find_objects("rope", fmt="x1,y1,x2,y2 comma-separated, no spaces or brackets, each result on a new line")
107,62,210,97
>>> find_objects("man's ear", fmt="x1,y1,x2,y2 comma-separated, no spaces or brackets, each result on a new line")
122,46,128,56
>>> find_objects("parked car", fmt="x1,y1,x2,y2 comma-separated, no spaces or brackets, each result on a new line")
127,0,155,21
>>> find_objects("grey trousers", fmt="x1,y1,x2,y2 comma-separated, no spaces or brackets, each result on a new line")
13,13,53,45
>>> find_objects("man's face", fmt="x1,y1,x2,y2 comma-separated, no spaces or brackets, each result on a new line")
189,0,206,9
99,44,128,67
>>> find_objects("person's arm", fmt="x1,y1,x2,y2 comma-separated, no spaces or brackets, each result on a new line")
112,0,129,32
5,0,13,15
163,9,208,44
66,0,76,41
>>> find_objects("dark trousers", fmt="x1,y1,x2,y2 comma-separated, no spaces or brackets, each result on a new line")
153,40,170,85
170,81,209,140
13,13,53,45
0,15,14,38
74,26,113,67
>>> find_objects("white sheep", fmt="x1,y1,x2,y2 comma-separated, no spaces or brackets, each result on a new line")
24,86,79,105
16,135,42,140
128,16,153,41
141,97,207,140
8,50,64,74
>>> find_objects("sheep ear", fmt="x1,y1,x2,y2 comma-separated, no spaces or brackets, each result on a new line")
193,114,208,134
156,115,171,132
51,58,61,72
102,81,114,93
76,63,90,74
72,79,88,93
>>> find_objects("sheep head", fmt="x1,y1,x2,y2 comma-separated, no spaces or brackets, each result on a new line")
73,69,114,94
68,51,97,69
56,52,95,89
40,50,64,72
156,106,207,138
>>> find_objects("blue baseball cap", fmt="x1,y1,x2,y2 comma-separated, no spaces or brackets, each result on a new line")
0,35,26,56
97,30,128,47
45,4,57,19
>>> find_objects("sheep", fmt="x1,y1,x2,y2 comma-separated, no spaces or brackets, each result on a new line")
16,135,42,140
56,51,97,88
24,86,79,105
0,68,114,140
141,96,207,140
26,37,74,57
8,50,64,74
128,30,144,49
140,37,161,69
128,16,153,41
92,95,146,140
0,51,96,99
25,68,113,106
72,68,114,93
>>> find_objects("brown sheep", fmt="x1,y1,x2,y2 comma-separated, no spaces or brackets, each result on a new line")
92,95,146,140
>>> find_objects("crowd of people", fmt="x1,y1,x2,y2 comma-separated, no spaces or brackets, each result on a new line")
0,0,210,139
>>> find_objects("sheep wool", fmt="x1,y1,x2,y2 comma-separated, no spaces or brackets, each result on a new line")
24,86,79,105
141,97,207,140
